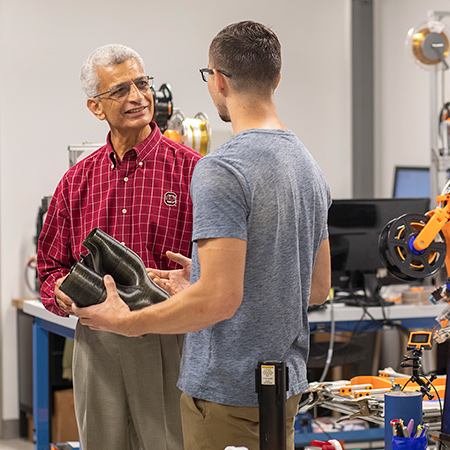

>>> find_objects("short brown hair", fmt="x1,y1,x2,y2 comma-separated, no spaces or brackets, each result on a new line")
209,21,281,95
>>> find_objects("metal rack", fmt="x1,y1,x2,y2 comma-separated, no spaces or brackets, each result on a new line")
426,10,450,199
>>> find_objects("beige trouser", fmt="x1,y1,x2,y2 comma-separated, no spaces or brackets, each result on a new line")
73,323,184,450
180,392,301,450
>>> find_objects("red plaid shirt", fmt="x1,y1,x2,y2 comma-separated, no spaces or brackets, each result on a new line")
37,123,201,316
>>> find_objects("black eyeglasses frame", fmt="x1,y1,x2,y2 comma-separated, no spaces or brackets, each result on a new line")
93,75,154,99
199,68,232,82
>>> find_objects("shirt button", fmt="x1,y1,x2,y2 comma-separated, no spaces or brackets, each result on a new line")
124,177,129,182
111,164,114,170
122,209,127,214
138,161,143,167
121,242,126,246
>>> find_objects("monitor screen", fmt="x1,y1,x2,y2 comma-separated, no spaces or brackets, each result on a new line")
393,166,430,198
329,197,430,289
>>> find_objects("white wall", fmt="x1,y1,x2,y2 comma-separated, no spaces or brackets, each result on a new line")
0,0,351,426
374,0,450,197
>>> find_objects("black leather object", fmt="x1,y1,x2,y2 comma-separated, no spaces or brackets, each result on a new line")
59,228,170,310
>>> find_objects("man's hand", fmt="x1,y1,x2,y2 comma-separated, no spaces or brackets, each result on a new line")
55,275,75,315
72,275,138,336
147,251,191,295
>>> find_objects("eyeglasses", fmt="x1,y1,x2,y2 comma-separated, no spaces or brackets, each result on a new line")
199,68,232,83
94,75,154,100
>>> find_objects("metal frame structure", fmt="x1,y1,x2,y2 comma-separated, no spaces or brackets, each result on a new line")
428,10,450,200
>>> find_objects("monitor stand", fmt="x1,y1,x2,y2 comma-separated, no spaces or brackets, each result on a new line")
363,273,394,307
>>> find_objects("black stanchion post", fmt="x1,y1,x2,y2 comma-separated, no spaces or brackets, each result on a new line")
256,361,288,450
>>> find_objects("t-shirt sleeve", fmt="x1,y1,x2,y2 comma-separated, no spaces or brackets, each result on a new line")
323,187,332,240
191,157,249,242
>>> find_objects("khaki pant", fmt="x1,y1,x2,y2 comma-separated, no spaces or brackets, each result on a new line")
180,392,301,450
73,323,184,450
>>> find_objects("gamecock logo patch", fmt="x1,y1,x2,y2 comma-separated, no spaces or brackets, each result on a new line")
164,192,177,207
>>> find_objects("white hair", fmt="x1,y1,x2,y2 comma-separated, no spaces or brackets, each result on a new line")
80,44,146,98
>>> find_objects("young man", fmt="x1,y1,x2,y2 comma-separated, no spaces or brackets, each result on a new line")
37,44,201,450
71,22,331,450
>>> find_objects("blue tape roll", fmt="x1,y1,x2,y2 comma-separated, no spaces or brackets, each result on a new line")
384,391,423,450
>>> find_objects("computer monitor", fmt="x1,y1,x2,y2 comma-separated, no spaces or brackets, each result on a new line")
329,197,430,300
393,166,430,198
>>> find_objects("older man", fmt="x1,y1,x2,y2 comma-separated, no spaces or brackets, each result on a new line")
37,44,201,450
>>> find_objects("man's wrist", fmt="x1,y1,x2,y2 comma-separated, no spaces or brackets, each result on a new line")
126,310,146,337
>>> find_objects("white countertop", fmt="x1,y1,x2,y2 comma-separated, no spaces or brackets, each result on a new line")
22,299,442,331
23,299,78,330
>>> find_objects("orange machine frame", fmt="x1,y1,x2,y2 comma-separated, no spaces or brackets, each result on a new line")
413,193,450,275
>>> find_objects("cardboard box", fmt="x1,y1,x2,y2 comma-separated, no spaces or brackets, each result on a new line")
51,388,79,443
27,413,33,442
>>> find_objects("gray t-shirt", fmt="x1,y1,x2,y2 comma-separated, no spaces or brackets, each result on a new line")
177,129,331,407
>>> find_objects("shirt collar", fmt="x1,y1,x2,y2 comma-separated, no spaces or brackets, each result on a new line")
106,122,163,168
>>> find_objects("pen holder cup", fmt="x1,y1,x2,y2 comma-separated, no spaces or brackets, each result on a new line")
384,391,423,450
392,436,427,450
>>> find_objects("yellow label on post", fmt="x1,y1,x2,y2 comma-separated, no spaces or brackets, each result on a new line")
261,365,276,385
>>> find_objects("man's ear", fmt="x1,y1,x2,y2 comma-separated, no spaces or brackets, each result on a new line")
87,98,106,121
214,69,229,95
274,73,281,90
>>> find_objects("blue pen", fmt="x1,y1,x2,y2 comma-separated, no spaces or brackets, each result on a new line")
418,424,429,438
414,424,423,438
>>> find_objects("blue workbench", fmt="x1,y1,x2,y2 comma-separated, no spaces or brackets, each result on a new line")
24,301,77,450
